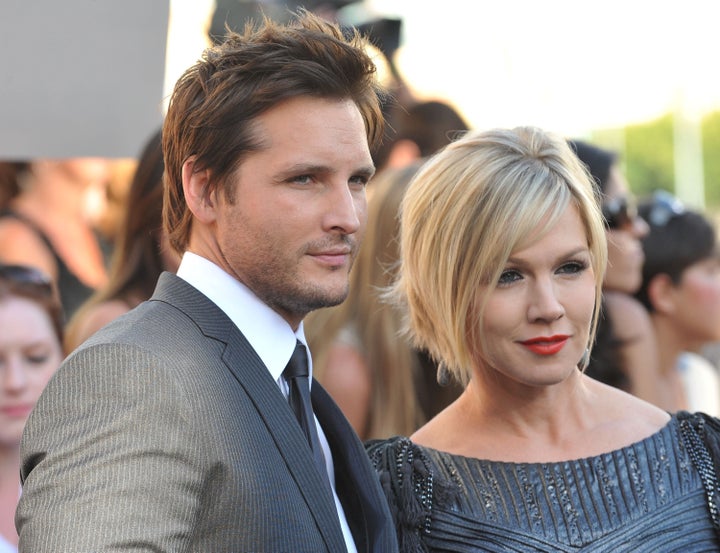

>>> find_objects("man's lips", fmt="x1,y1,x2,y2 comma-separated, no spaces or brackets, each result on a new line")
309,248,352,266
519,335,570,355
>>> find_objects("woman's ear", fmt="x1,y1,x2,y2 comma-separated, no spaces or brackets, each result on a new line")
647,273,678,315
182,157,216,223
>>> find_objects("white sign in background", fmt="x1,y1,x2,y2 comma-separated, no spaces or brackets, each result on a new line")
0,0,169,159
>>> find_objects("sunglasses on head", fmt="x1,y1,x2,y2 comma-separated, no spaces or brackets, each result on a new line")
602,196,638,229
0,263,53,291
645,190,685,227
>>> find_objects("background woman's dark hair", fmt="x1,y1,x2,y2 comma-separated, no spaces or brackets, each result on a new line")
635,200,717,312
567,139,618,194
585,300,629,390
0,161,29,210
0,264,64,343
67,128,165,327
101,128,165,304
568,139,627,388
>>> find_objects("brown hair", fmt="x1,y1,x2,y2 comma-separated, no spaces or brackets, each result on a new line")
64,129,168,352
0,264,64,343
162,10,385,253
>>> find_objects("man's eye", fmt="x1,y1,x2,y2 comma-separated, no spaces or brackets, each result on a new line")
349,175,369,187
290,175,312,185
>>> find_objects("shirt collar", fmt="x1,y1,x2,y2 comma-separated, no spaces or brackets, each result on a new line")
175,252,309,383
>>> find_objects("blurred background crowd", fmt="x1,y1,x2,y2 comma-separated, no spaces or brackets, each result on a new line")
1,0,720,549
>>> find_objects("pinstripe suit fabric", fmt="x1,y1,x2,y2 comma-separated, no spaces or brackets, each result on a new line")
16,273,398,553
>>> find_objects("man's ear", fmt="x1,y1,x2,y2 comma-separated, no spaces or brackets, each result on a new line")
182,157,216,223
647,273,678,315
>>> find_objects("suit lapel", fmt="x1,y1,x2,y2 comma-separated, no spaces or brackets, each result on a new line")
313,382,398,553
150,273,347,552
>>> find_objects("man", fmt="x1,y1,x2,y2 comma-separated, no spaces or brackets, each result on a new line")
16,11,397,553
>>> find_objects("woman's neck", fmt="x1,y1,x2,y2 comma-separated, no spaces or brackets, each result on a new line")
651,314,689,376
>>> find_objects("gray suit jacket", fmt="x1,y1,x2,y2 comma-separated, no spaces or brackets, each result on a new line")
17,273,398,552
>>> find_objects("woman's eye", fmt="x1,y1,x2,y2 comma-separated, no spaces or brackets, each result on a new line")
557,261,587,275
498,270,522,285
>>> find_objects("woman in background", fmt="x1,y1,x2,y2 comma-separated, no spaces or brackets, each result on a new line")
63,130,179,353
368,127,720,551
568,140,664,406
635,190,720,415
0,264,63,552
0,158,110,318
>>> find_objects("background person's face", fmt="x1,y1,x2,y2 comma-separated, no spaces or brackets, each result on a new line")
603,166,648,294
210,96,374,328
0,296,61,448
668,257,720,349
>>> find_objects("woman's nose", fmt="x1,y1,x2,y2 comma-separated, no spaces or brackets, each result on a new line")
1,358,28,392
527,279,565,322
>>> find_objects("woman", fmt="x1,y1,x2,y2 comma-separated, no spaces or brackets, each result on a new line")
568,140,664,406
635,190,720,415
0,158,111,318
0,264,63,552
367,127,720,551
63,130,179,353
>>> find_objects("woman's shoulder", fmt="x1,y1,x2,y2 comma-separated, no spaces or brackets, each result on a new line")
64,299,133,353
365,436,459,546
365,436,418,472
676,410,720,444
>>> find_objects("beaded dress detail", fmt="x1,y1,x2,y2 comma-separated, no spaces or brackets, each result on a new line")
366,413,720,552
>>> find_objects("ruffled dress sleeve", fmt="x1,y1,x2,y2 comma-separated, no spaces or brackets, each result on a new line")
677,410,720,539
365,437,457,553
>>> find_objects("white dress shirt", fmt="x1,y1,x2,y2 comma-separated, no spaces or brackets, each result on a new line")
176,252,357,553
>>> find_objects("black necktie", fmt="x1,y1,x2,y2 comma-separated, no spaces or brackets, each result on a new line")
283,340,330,482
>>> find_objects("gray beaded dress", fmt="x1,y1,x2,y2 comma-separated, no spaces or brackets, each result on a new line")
366,412,720,552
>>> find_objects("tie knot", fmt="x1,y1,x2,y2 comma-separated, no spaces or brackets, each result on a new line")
283,340,309,379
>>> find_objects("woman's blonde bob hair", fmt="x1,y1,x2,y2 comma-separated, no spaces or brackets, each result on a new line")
391,126,607,386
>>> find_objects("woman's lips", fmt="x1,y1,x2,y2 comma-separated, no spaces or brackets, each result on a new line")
520,335,569,355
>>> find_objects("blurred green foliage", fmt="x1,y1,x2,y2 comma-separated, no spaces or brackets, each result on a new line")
591,111,720,212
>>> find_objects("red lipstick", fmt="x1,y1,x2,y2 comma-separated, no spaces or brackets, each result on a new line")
520,335,569,355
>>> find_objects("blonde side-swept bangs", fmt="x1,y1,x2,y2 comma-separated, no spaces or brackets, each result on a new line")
390,127,607,386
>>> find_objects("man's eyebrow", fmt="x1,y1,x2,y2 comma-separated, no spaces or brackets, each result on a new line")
277,163,376,178
355,165,376,179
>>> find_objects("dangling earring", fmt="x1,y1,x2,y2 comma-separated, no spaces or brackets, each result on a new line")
578,348,590,369
436,363,451,387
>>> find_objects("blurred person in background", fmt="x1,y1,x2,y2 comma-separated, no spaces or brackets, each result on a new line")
0,164,20,212
306,161,462,440
0,264,62,553
63,130,180,353
0,158,111,318
568,140,664,406
376,99,469,172
635,190,720,415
